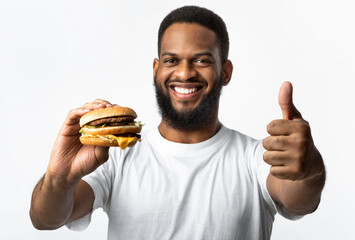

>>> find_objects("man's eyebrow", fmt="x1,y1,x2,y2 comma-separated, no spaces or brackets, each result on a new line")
161,51,214,57
194,51,213,57
161,52,177,57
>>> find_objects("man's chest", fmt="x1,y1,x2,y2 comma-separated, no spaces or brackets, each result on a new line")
108,157,258,237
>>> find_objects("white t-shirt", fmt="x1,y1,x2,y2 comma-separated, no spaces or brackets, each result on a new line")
67,125,301,239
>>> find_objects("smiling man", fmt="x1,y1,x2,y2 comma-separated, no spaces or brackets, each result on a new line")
30,6,326,240
154,21,231,141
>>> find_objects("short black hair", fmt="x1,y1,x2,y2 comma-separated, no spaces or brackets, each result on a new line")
158,6,229,63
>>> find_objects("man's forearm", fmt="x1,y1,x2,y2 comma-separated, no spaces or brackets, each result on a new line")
30,173,77,230
268,163,326,215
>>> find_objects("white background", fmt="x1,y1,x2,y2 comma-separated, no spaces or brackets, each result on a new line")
0,0,354,239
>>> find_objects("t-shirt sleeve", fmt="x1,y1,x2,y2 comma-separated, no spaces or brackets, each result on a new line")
66,148,119,231
254,140,303,221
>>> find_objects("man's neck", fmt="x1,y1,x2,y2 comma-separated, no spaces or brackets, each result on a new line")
158,117,222,144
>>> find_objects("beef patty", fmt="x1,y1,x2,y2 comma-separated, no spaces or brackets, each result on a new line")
88,116,135,126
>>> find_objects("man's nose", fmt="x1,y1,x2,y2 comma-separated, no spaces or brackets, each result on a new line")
174,61,197,80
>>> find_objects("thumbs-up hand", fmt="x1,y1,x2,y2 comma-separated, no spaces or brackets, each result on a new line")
262,82,323,181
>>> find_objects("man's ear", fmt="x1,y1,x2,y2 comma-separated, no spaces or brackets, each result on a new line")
222,60,233,86
153,58,159,80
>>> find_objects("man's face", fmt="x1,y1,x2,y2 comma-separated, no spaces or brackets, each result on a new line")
153,23,224,130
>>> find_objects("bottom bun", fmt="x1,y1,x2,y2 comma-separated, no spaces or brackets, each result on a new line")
80,136,138,149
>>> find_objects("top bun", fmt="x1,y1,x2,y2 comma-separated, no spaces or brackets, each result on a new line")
80,106,137,127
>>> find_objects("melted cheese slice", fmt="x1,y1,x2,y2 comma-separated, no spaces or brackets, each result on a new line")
81,134,137,150
105,135,136,150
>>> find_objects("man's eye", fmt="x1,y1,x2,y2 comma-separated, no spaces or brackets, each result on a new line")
164,59,177,64
195,59,212,65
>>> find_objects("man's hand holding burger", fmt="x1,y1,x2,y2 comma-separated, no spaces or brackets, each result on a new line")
48,99,114,184
263,82,326,215
30,99,122,230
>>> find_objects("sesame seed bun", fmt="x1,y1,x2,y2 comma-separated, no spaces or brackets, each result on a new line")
80,106,137,128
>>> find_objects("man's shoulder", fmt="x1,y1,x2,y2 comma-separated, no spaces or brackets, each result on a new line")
221,126,264,159
224,125,260,145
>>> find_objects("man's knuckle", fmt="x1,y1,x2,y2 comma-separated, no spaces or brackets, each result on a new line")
295,138,308,150
68,109,76,115
297,122,311,135
276,137,288,147
293,151,304,162
263,152,270,162
267,120,278,132
262,138,270,149
266,123,272,133
290,134,307,148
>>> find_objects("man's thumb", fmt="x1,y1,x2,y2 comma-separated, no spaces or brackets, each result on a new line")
278,81,302,120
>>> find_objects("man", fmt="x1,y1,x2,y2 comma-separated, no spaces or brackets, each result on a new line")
30,6,326,239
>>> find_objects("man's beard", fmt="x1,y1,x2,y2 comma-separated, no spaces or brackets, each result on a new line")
154,75,223,131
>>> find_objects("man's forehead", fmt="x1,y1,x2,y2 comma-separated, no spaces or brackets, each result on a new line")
160,23,218,55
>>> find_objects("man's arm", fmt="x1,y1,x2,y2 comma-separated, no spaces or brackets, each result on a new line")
30,100,113,229
263,82,326,215
30,176,94,230
266,158,325,215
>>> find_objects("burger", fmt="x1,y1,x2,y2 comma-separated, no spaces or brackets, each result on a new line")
79,106,143,149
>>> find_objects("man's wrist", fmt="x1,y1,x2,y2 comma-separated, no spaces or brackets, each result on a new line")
43,170,80,192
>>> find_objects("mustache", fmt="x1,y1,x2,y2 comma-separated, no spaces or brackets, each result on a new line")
165,78,206,87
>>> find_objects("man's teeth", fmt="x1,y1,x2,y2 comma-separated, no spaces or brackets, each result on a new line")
174,87,198,94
